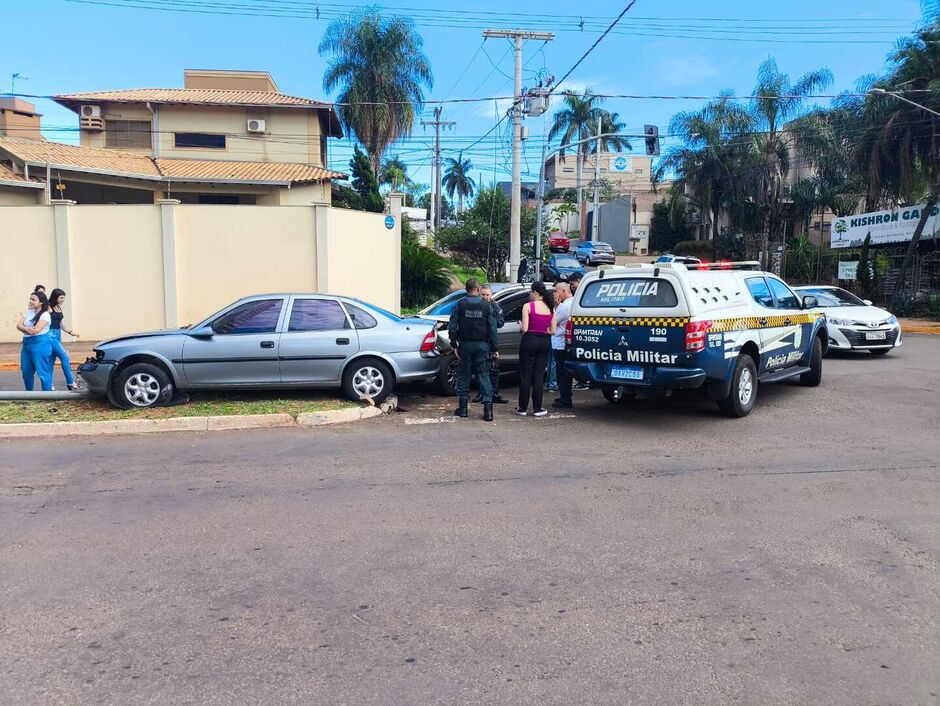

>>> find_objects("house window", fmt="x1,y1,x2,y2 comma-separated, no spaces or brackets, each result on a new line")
634,168,644,174
105,120,152,149
562,168,575,173
175,132,226,149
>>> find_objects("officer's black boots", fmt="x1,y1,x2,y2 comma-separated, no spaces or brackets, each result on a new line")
454,400,469,418
483,403,494,422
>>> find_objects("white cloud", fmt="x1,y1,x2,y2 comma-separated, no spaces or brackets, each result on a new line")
655,57,720,87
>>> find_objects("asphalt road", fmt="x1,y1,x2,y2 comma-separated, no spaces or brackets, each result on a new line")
1,337,938,705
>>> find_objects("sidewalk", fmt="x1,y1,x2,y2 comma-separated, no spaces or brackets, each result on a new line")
0,341,97,371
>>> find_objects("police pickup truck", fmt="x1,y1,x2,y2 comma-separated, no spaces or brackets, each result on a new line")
564,262,827,417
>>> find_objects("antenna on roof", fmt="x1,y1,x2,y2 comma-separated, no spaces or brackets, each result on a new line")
11,72,27,94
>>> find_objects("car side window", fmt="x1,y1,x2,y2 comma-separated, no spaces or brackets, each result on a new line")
746,277,775,308
502,294,529,323
211,299,283,335
343,303,378,330
288,299,350,332
766,278,801,309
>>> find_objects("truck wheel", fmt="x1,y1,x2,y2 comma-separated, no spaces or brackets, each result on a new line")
602,386,635,404
717,355,756,418
800,337,823,386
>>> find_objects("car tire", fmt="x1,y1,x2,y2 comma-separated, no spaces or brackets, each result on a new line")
437,356,458,396
113,362,173,409
602,385,635,404
343,357,394,403
717,354,757,417
799,336,823,386
870,348,890,356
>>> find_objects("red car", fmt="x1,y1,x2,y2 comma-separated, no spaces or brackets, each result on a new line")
548,232,571,253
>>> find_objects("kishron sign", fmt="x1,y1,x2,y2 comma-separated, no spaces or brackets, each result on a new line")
830,205,940,249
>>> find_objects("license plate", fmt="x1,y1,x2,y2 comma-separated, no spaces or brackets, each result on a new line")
610,365,643,380
865,331,887,340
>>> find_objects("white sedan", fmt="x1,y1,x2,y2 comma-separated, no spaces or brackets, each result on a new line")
795,286,901,355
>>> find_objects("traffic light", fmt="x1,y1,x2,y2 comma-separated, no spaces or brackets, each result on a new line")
644,124,660,156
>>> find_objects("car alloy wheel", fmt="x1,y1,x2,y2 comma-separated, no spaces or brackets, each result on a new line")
352,365,386,398
738,366,753,406
446,360,459,390
124,372,161,407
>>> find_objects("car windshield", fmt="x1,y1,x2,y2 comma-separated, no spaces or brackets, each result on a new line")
800,288,865,307
420,290,465,316
554,256,580,268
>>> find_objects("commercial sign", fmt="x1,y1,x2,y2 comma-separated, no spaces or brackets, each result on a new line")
611,155,630,172
837,261,858,280
830,204,939,249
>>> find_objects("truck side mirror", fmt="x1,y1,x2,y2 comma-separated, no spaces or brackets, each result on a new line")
802,295,818,309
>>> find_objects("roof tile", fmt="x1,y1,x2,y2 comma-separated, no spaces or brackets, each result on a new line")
53,88,328,109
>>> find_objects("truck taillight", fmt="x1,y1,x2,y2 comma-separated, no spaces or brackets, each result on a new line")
565,319,574,346
419,329,437,353
684,320,712,352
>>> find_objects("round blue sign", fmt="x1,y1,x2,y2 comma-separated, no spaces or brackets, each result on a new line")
384,214,395,230
613,156,628,171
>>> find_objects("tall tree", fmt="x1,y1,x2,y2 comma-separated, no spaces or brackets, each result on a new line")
548,91,603,208
442,155,476,216
320,9,433,176
350,146,384,213
380,155,409,191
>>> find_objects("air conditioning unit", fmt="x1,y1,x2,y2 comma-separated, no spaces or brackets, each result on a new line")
79,104,104,131
80,105,101,119
247,119,266,134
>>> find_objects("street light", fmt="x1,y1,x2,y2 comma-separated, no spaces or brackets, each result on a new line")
869,87,940,118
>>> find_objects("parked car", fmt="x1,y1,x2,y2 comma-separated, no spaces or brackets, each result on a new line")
78,294,440,408
794,285,901,354
548,232,571,253
541,254,587,282
654,254,702,265
574,240,616,266
418,284,557,394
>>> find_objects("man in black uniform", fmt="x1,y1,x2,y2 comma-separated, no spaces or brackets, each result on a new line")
473,284,509,405
448,278,499,421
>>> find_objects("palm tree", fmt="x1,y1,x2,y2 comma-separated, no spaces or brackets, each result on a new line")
748,58,833,260
319,9,433,177
442,155,476,216
585,111,631,155
380,156,409,191
854,21,940,294
548,91,603,209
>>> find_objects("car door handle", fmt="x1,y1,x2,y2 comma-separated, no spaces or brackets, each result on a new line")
260,340,275,349
758,318,768,327
336,337,350,345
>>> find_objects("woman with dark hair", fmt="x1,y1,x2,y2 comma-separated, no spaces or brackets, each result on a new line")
16,290,53,391
47,288,80,391
516,281,556,417
34,284,46,294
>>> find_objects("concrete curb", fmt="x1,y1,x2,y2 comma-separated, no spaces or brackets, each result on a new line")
0,396,397,439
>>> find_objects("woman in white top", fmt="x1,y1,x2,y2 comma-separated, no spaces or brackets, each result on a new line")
16,290,54,391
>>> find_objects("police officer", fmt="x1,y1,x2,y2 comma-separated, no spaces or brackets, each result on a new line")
473,284,509,405
448,278,499,421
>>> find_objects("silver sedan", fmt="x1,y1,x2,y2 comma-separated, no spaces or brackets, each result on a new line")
78,294,441,408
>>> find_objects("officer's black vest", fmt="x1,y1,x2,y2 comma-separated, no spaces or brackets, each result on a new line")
455,298,489,341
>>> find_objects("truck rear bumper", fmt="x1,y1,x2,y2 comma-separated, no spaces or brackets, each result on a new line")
565,361,707,390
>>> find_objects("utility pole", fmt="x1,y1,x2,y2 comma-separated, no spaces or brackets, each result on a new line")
591,114,602,242
483,29,554,282
422,106,455,233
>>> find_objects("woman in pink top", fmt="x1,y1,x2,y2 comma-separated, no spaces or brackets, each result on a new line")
517,281,557,416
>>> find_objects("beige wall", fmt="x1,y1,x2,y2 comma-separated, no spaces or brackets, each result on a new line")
325,208,399,311
0,202,398,342
0,187,43,205
546,153,653,192
175,205,317,326
69,205,167,339
0,207,57,324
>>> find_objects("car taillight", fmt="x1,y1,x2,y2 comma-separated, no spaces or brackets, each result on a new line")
684,320,712,352
565,319,574,346
419,329,437,353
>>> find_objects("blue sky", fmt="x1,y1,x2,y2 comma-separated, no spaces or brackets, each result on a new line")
2,0,925,193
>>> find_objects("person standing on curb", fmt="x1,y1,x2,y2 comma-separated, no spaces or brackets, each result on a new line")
47,288,81,391
473,284,510,405
551,282,575,409
16,290,54,391
448,278,499,422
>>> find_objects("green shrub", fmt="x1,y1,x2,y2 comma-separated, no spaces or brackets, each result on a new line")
401,242,452,309
674,240,714,260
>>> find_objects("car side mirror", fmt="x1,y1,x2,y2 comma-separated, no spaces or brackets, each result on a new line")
862,299,873,306
802,295,818,309
190,326,214,338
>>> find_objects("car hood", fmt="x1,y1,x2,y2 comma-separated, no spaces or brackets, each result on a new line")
98,328,190,347
815,305,893,322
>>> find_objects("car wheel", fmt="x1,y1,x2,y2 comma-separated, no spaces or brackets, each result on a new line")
437,356,458,396
870,348,890,356
799,337,823,386
343,358,394,403
602,386,635,404
113,362,173,409
717,354,757,417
